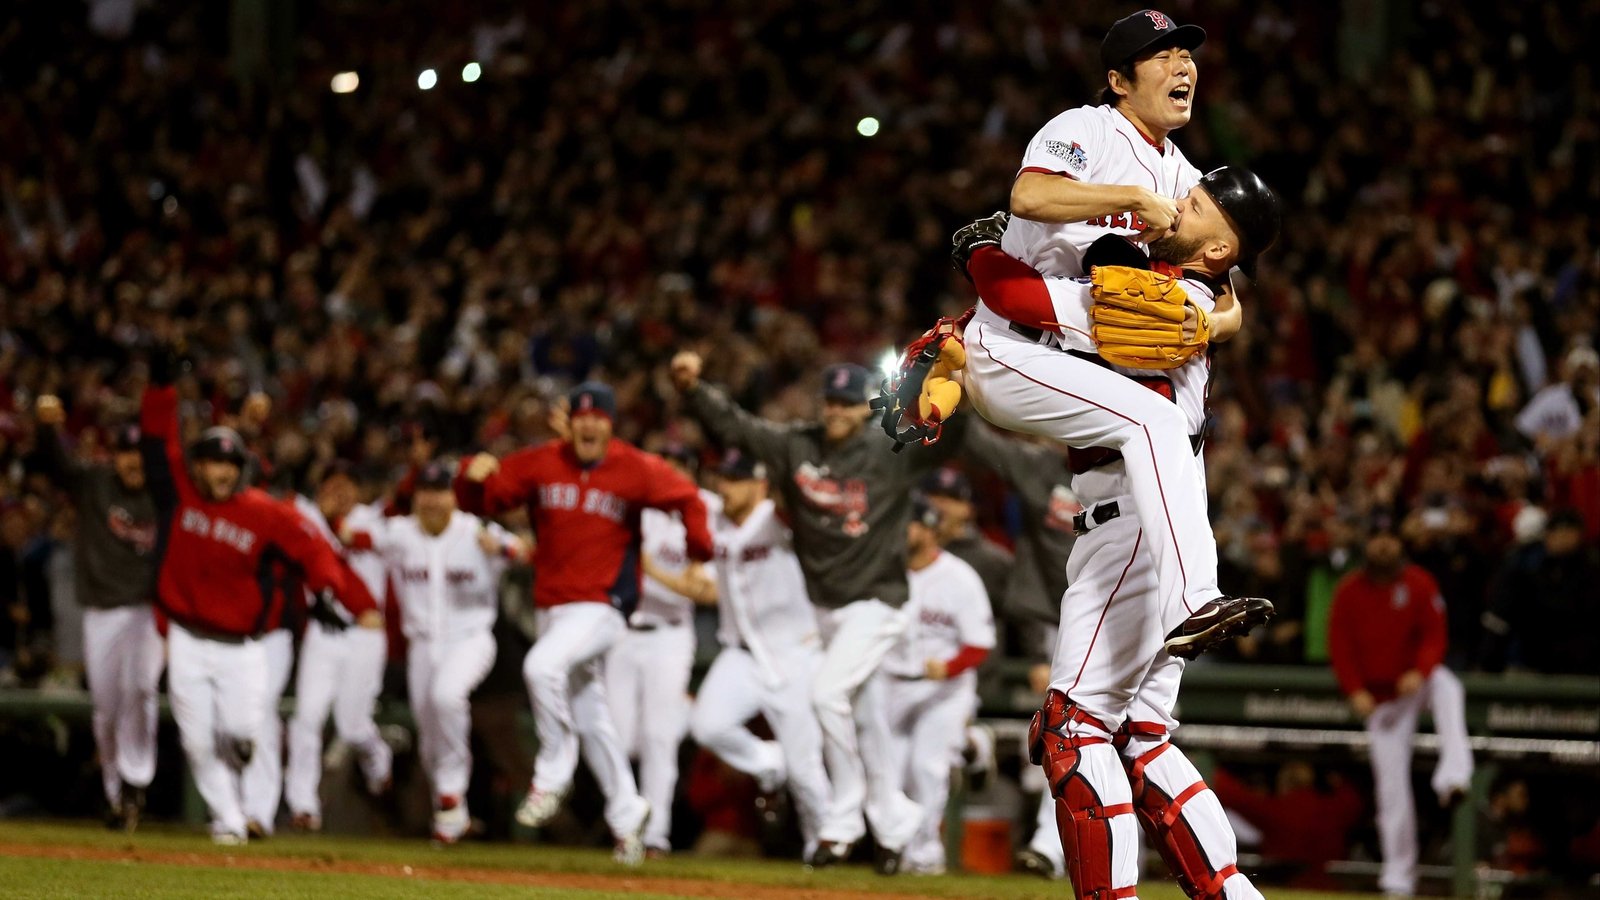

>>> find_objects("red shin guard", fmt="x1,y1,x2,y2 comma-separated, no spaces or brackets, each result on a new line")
1123,739,1238,900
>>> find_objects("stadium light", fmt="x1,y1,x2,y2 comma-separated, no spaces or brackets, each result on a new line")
876,347,900,382
418,68,438,90
330,71,359,94
857,116,880,138
462,62,482,83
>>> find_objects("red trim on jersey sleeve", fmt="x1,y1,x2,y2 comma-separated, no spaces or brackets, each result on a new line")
1018,166,1078,180
968,246,1061,333
945,644,990,677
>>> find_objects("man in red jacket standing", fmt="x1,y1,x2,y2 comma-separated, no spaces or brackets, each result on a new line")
457,381,712,865
140,351,381,845
1328,512,1473,898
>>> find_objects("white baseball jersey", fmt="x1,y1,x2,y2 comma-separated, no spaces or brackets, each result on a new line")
293,496,388,610
883,551,996,678
710,497,819,684
1003,104,1203,277
633,491,716,626
362,511,513,641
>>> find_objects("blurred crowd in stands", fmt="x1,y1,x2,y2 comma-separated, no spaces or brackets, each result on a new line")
2,0,1597,680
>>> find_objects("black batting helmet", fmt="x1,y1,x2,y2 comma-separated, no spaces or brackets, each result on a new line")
1197,166,1281,279
191,426,247,466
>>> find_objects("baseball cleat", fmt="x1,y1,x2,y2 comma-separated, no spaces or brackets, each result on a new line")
212,830,248,847
121,786,145,833
809,841,851,868
290,812,322,833
513,786,567,829
1164,596,1275,659
245,819,270,840
611,802,650,866
1013,847,1061,880
432,799,470,845
950,212,1011,279
873,843,907,876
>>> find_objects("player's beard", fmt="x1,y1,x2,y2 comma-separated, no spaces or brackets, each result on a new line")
1147,232,1205,267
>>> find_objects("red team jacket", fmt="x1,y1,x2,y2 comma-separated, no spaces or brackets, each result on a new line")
1327,563,1447,703
140,386,377,637
455,438,713,611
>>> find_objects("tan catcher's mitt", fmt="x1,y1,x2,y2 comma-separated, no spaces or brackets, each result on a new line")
1089,265,1210,370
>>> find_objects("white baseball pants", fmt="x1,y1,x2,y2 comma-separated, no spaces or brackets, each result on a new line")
1027,789,1067,874
285,622,392,818
83,604,165,807
691,646,831,849
166,623,269,837
241,628,294,832
886,675,978,871
524,602,648,838
813,599,921,852
1367,667,1474,896
605,620,694,850
965,308,1222,625
408,630,496,806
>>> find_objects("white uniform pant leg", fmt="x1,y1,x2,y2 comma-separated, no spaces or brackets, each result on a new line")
604,630,645,760
572,652,649,838
812,599,920,851
1028,789,1067,873
334,627,392,789
1048,516,1165,728
285,621,341,818
1426,667,1474,800
1368,688,1425,896
633,623,694,848
691,649,784,787
764,647,831,851
242,629,294,832
965,318,1222,623
898,678,977,871
524,603,625,795
412,631,496,805
166,624,267,836
83,605,165,806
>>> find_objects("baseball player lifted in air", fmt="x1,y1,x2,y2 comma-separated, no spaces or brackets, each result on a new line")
139,351,380,845
344,461,527,845
974,8,1272,657
284,463,396,833
605,444,717,859
950,165,1281,900
672,357,965,873
33,400,161,831
884,496,996,876
687,449,832,862
456,381,712,866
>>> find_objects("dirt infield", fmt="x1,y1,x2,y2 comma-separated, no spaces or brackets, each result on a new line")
0,840,948,900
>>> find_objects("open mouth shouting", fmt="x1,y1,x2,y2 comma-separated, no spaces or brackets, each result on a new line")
1168,84,1192,111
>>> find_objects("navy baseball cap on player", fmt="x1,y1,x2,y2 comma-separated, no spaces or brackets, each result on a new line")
910,493,942,529
659,442,698,469
568,381,617,420
921,467,973,503
191,426,246,465
717,448,767,481
821,363,874,405
111,424,141,452
415,460,455,491
1101,9,1206,71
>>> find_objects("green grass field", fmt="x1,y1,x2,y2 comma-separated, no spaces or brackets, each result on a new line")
0,820,1377,899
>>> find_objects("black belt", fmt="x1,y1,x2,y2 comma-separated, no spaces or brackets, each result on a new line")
630,620,684,632
173,619,250,644
1009,321,1048,343
1007,323,1112,368
1072,501,1122,536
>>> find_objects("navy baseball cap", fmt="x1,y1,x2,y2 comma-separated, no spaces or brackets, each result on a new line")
415,460,455,491
1101,9,1206,71
568,381,617,420
659,442,698,468
717,448,767,481
821,363,874,405
921,467,973,503
910,493,941,528
111,424,141,452
191,427,246,465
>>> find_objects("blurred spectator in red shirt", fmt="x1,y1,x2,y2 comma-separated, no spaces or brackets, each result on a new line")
1211,761,1364,890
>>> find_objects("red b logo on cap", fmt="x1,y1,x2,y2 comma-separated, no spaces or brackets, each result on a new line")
833,369,850,388
1145,10,1171,29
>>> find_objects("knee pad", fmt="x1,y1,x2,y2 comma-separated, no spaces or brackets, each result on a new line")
1117,725,1242,900
1033,692,1139,900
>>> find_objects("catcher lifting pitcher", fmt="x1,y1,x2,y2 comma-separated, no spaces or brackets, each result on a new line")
876,165,1283,661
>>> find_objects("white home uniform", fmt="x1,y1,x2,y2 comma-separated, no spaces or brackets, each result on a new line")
284,498,394,822
604,498,708,852
969,102,1224,632
689,497,831,854
241,625,294,833
884,552,995,874
358,510,511,841
996,265,1261,898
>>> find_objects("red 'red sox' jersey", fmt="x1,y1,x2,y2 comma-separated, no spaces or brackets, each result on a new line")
455,438,712,612
139,386,378,637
